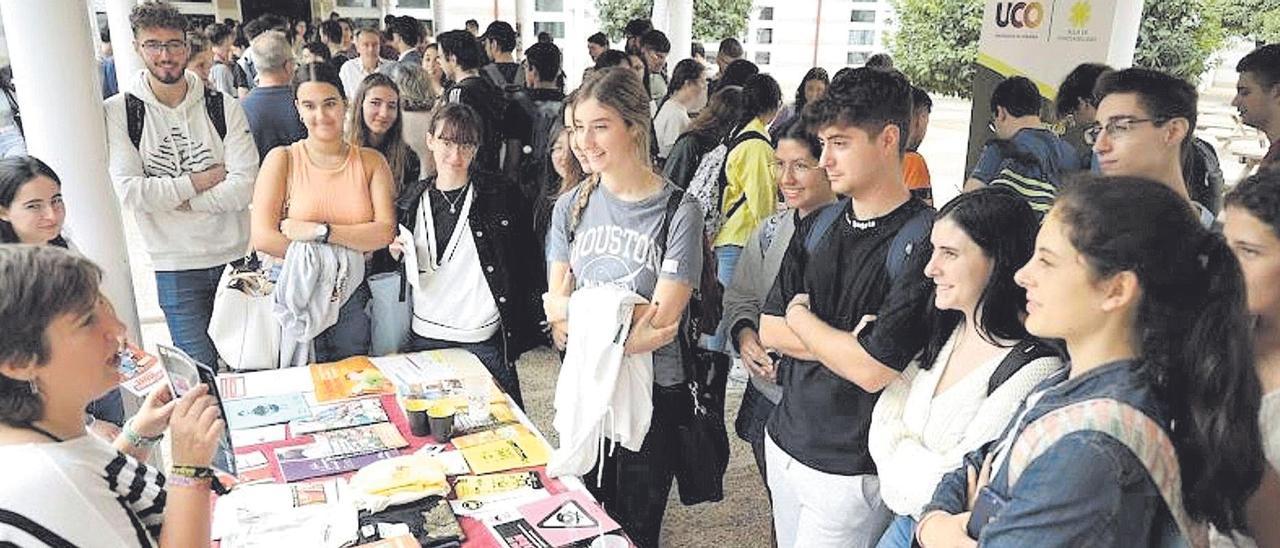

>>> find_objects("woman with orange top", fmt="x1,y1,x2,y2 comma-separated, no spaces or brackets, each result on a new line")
250,62,396,362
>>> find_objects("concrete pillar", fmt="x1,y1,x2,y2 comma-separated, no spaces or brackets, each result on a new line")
0,0,142,342
666,0,693,62
432,0,446,36
516,0,535,55
104,0,143,89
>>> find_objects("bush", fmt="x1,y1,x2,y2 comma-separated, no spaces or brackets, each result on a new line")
594,0,753,45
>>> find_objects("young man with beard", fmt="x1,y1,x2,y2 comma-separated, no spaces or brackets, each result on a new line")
104,1,259,369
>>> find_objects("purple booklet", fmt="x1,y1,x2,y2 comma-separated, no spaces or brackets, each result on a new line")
275,446,401,482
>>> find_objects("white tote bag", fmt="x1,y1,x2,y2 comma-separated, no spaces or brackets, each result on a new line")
208,257,281,371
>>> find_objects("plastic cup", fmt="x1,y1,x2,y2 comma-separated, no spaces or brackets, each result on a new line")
427,402,456,442
404,398,431,437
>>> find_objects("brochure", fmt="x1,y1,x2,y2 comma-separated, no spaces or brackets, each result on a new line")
515,491,621,547
156,344,236,476
117,343,165,397
451,424,537,450
212,478,349,540
229,424,288,447
275,446,402,483
290,397,389,435
224,393,311,430
310,356,397,402
453,471,544,500
310,423,409,458
459,430,550,475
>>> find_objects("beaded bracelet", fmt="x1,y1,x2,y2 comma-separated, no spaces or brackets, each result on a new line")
122,419,164,449
169,465,230,495
165,474,211,490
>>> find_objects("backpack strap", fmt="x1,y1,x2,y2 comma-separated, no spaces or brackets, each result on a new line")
482,64,509,88
719,129,771,221
804,198,847,253
1007,399,1209,548
885,205,933,279
125,89,228,150
986,340,1057,396
205,88,227,140
125,93,145,150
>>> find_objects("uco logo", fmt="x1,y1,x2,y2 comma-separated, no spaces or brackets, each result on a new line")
995,2,1045,29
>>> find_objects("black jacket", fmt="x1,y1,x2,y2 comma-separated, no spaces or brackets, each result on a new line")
396,170,543,361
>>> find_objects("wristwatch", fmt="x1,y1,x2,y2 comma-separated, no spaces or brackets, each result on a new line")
314,223,331,243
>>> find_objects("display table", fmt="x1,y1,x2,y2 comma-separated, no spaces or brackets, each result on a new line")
207,351,629,548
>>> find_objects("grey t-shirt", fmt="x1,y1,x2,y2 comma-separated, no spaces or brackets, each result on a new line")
547,179,705,386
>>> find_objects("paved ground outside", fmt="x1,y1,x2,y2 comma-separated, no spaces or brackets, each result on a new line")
122,75,1259,547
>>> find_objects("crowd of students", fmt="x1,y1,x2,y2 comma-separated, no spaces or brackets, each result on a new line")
0,0,1279,546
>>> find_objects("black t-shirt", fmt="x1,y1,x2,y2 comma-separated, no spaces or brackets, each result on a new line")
762,197,934,476
446,76,504,172
427,185,467,262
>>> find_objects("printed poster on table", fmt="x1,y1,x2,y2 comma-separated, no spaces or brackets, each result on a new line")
290,397,389,435
310,356,397,402
515,491,621,547
224,393,311,430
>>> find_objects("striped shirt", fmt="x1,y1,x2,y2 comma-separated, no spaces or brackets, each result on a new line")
0,434,165,547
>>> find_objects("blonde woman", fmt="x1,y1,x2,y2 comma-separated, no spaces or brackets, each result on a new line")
544,67,704,548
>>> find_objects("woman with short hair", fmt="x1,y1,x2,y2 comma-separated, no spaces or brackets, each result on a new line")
0,245,224,546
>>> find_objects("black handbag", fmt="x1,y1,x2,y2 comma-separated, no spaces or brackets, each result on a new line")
672,328,730,505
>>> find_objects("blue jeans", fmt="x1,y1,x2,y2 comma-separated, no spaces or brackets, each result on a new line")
406,333,523,408
155,266,224,370
313,282,372,363
875,515,917,548
707,245,744,352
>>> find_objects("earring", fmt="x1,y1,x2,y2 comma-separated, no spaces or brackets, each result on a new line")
28,378,38,395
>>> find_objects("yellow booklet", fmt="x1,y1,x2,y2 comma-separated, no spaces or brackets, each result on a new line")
450,423,535,450
459,431,550,475
452,471,543,500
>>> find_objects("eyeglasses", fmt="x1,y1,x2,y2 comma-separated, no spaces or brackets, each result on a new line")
139,40,188,55
434,137,477,154
1084,117,1167,145
772,161,817,178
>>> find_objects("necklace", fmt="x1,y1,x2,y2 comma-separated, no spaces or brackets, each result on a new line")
435,184,469,214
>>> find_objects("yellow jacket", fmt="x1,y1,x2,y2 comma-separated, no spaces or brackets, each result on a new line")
713,118,778,248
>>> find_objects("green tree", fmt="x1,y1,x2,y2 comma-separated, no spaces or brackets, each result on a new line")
595,0,651,42
692,0,754,42
887,0,983,98
594,0,754,44
889,0,1226,99
1210,0,1280,44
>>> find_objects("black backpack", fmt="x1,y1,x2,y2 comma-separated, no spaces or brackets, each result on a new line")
124,88,227,150
985,339,1060,396
511,92,563,202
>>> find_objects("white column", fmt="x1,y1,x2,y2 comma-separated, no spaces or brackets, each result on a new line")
0,0,142,342
432,0,446,36
104,0,142,89
666,0,693,62
516,0,535,55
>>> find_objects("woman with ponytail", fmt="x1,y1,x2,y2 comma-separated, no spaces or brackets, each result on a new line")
918,175,1266,547
543,67,704,548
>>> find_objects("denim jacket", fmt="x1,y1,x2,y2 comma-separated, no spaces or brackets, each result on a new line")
923,360,1188,547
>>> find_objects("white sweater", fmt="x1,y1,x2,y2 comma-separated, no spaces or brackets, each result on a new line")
105,70,259,271
868,328,1064,518
548,285,654,478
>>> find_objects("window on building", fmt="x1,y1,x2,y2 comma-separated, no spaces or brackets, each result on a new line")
535,0,564,11
850,9,875,23
847,51,869,65
394,0,432,8
337,0,377,6
756,28,773,44
760,7,774,20
755,51,771,65
848,30,874,45
534,21,565,39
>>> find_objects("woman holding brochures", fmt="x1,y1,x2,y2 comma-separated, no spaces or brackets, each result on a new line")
0,245,225,546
